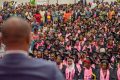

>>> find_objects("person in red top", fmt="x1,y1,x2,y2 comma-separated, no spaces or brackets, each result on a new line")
34,10,42,24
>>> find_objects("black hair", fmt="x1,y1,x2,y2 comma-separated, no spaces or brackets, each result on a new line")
101,60,109,67
29,53,35,58
36,10,39,14
34,28,38,31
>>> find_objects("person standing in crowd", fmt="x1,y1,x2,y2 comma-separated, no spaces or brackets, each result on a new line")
63,10,72,22
44,11,48,23
117,57,120,80
46,10,52,23
0,17,64,80
30,28,40,52
65,57,79,80
3,1,8,8
0,13,3,24
40,9,45,23
96,60,117,80
56,55,66,75
108,8,115,20
34,10,42,25
36,50,43,58
80,57,96,80
43,49,50,60
25,9,33,21
31,28,40,41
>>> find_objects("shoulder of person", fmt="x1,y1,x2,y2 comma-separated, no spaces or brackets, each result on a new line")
0,58,3,63
109,68,118,79
34,58,53,64
33,59,65,80
94,68,100,73
32,58,58,69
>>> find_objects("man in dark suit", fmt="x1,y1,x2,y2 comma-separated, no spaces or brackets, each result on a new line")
0,17,64,80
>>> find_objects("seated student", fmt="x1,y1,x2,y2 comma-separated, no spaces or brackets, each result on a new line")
43,49,50,60
80,57,96,80
49,53,56,61
117,58,120,80
36,51,43,58
96,60,117,80
56,55,66,76
74,56,82,79
65,57,79,80
32,49,38,58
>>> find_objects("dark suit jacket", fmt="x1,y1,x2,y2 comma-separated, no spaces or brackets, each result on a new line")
72,12,80,21
96,69,117,80
0,53,64,80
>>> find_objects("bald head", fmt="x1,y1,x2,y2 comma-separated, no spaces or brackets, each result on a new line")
1,17,31,51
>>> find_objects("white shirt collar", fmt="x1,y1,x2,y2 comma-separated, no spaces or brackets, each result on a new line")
5,50,28,56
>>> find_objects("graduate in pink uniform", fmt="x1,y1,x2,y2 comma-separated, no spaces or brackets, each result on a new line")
56,55,66,77
80,57,96,80
117,58,120,80
65,57,79,80
66,41,72,51
31,28,39,41
96,60,117,80
74,40,82,52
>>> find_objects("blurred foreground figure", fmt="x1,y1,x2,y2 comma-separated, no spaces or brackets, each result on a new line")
0,17,64,80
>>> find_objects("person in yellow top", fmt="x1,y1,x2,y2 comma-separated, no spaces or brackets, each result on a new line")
108,8,115,20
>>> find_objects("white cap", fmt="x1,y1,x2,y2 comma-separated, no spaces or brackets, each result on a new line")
100,48,106,53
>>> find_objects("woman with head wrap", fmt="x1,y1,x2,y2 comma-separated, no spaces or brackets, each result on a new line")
65,57,79,80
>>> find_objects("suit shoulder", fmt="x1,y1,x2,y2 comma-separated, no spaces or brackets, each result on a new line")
0,59,2,64
95,69,100,72
33,58,57,68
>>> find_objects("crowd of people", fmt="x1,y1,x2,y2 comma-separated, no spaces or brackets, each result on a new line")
0,0,120,80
